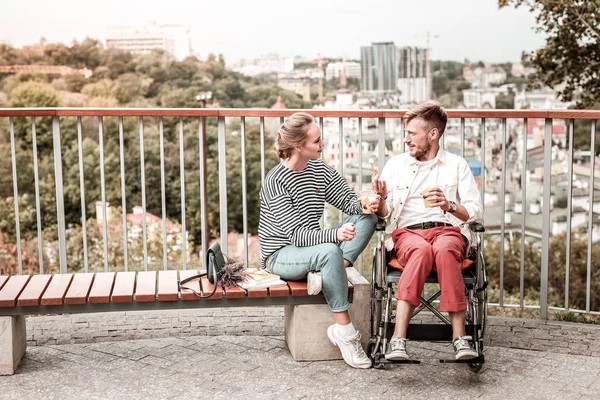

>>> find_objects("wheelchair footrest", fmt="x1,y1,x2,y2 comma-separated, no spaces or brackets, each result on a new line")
386,323,481,341
439,355,485,364
373,356,421,365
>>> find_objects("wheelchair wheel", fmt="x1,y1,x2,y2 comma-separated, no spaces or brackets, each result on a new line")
367,341,385,369
468,355,484,373
367,340,376,361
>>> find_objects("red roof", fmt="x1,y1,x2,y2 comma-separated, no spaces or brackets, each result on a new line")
271,96,287,109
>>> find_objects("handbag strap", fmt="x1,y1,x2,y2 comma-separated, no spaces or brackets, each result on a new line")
178,246,222,298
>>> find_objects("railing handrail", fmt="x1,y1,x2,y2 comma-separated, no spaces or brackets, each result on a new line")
1,108,599,119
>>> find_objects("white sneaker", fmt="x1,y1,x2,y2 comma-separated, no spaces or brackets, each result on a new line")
385,337,410,361
307,271,322,295
327,324,372,369
453,336,479,360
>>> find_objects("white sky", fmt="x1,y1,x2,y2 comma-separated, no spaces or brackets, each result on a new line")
1,0,545,63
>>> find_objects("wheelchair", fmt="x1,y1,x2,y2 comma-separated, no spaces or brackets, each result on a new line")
368,221,487,372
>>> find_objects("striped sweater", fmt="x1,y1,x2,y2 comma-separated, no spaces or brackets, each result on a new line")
259,159,362,267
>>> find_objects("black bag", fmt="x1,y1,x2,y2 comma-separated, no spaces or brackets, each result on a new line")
178,242,226,298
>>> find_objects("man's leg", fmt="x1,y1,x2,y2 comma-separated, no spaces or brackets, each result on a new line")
391,228,434,338
431,227,478,360
430,227,467,339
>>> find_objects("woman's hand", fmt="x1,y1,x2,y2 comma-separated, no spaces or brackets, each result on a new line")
369,196,381,213
337,223,357,242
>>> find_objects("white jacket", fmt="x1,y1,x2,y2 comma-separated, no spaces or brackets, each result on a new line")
379,149,483,251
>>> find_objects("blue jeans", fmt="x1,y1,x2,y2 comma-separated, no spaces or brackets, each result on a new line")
265,214,377,312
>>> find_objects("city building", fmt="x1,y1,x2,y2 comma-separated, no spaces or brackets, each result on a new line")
462,85,515,108
360,42,431,104
463,64,507,88
397,46,430,103
325,61,361,80
105,22,192,60
276,76,311,102
511,62,536,78
360,42,397,92
514,89,574,110
232,53,294,76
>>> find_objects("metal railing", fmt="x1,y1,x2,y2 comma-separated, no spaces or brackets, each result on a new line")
0,108,598,319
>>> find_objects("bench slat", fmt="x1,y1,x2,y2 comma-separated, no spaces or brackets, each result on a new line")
0,275,31,307
88,272,115,304
200,276,222,300
246,286,268,298
0,276,8,291
17,274,52,306
111,272,136,303
135,271,156,302
158,271,179,301
223,285,245,299
287,281,309,296
41,274,73,306
179,270,201,301
65,273,95,305
268,283,290,297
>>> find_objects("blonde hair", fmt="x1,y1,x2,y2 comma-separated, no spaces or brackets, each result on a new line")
274,112,315,159
403,101,448,135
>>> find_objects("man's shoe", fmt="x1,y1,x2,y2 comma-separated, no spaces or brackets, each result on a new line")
453,336,479,360
385,337,410,361
327,325,372,369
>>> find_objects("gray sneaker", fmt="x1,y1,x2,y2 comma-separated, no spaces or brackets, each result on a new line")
327,325,372,369
453,336,479,360
385,337,410,361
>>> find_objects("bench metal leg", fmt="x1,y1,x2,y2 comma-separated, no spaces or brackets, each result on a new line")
284,267,370,361
0,316,27,375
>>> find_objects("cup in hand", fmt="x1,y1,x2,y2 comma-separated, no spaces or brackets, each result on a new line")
359,190,377,214
420,187,437,208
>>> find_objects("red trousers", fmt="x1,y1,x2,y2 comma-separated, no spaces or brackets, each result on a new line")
391,226,467,312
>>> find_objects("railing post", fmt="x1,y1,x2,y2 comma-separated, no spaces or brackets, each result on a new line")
9,117,23,274
53,116,68,274
377,117,386,172
539,118,552,320
586,120,596,313
218,116,228,256
198,117,208,264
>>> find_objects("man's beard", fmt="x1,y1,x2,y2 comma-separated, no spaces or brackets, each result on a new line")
413,141,431,159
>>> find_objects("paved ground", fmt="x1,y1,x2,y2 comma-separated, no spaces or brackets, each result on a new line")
2,335,599,400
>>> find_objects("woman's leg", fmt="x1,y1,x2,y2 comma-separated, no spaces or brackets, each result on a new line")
266,242,371,368
336,213,378,267
266,242,351,312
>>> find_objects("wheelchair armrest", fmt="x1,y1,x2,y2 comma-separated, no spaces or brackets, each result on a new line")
376,219,386,231
469,222,485,233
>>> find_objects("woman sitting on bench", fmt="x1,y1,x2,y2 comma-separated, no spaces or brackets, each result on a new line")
258,112,378,369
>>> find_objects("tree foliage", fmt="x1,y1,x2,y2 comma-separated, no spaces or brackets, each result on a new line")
0,39,301,272
499,0,600,107
485,232,600,311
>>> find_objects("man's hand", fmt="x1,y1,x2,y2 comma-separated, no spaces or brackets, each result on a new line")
423,187,451,211
337,223,357,242
372,176,388,199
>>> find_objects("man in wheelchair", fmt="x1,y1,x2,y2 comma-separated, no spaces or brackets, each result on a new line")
372,101,483,362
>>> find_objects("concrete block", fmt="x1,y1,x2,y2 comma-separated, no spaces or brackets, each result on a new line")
284,267,370,361
0,316,27,375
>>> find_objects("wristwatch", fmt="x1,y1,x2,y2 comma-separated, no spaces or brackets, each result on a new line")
449,201,458,213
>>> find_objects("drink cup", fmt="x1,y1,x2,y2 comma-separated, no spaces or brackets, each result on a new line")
359,190,377,214
420,187,437,208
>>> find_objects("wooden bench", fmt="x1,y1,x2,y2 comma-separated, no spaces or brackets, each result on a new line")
0,268,370,375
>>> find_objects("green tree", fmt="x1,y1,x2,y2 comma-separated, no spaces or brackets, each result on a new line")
496,93,515,109
499,0,600,107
